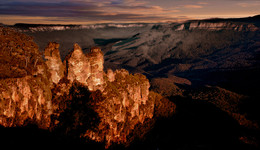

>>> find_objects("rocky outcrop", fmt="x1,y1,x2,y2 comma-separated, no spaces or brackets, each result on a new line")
64,44,104,91
106,69,115,82
65,43,90,86
0,27,53,129
83,69,154,146
0,27,171,148
0,75,52,129
85,47,104,91
47,43,155,146
44,42,65,84
51,69,154,147
44,42,155,146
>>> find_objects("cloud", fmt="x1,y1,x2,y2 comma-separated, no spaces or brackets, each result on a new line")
0,1,184,24
197,2,208,5
237,2,260,7
183,5,203,8
0,0,188,23
123,0,148,6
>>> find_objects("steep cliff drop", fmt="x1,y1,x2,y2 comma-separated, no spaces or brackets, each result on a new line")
174,21,258,31
84,69,154,147
0,27,175,148
51,43,158,147
0,27,53,129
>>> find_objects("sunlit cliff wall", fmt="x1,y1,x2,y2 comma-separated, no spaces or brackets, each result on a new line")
84,69,154,146
64,44,104,91
0,27,157,147
51,44,154,146
44,42,65,85
0,27,53,129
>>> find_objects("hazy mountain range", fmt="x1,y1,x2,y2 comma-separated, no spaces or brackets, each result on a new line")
9,15,259,91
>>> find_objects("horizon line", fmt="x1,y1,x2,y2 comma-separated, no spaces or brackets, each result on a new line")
1,14,259,26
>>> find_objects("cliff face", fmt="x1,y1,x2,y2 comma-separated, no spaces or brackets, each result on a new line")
64,44,104,91
0,75,52,128
175,21,259,31
51,44,154,146
44,42,65,85
0,27,53,129
84,69,153,146
0,27,169,147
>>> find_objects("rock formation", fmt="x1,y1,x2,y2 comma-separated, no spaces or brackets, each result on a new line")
0,27,165,148
53,44,154,146
84,69,154,146
85,47,104,91
0,27,53,129
64,44,104,91
106,69,115,82
0,75,53,129
44,42,65,85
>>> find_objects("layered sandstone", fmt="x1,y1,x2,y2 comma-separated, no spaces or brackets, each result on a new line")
0,27,164,148
44,42,65,84
0,75,52,129
0,27,53,129
84,69,154,146
64,44,104,91
47,43,155,146
85,47,104,91
44,42,155,146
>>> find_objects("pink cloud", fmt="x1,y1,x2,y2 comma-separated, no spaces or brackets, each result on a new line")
184,5,203,9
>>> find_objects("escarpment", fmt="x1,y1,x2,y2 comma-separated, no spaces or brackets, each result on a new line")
174,21,259,31
0,27,173,147
0,27,53,129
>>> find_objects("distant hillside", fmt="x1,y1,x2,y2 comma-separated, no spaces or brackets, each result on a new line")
11,23,152,33
195,15,260,27
10,23,153,59
104,15,260,91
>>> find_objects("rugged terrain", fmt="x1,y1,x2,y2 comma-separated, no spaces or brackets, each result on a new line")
1,15,260,149
12,23,153,60
0,26,174,148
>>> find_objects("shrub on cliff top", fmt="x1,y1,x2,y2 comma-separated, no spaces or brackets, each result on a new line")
0,27,44,78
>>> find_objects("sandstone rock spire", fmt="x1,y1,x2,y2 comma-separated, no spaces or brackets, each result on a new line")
65,43,90,86
65,43,104,91
44,42,65,84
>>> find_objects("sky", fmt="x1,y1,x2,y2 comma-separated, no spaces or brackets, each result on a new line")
0,0,260,25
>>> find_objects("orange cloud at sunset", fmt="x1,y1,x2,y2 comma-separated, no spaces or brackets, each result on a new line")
0,0,259,25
